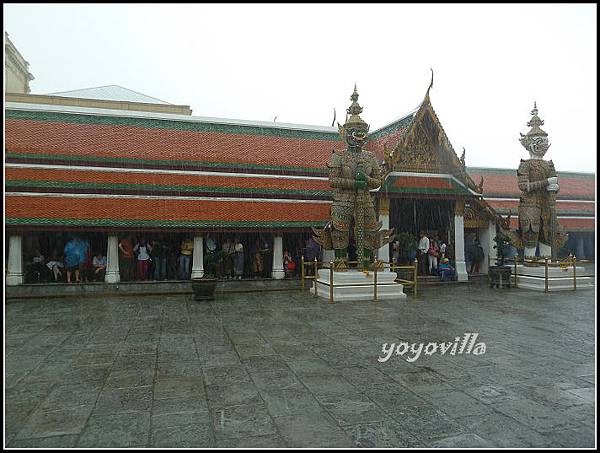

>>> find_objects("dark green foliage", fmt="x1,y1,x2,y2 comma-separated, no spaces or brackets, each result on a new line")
394,231,417,264
493,232,512,266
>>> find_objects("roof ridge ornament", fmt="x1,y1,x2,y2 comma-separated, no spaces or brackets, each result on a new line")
426,68,434,97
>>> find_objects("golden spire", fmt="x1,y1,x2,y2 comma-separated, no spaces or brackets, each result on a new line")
343,84,369,132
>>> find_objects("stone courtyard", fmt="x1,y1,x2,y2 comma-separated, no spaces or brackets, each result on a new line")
4,283,596,448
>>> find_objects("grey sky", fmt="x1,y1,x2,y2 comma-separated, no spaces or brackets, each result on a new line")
4,3,597,172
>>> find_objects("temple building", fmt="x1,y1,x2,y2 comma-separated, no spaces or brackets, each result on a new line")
5,32,35,94
4,41,595,286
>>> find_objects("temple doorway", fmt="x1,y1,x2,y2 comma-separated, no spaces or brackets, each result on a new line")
389,198,454,240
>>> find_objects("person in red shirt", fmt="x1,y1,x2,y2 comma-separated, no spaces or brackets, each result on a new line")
119,236,134,281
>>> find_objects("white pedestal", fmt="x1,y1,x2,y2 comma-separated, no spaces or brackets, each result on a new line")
313,269,406,302
515,264,594,291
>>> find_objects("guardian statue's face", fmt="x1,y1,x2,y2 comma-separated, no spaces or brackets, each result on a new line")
528,136,550,160
345,127,368,149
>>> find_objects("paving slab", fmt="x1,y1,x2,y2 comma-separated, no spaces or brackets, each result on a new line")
76,411,151,448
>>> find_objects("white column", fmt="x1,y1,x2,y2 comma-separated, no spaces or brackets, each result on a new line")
454,210,468,281
377,213,390,263
105,235,120,283
272,235,285,279
191,236,204,279
377,197,391,269
6,234,24,286
479,221,496,273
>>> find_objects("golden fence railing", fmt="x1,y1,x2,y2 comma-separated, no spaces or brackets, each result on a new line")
300,257,418,303
329,261,334,304
510,255,595,293
300,256,322,297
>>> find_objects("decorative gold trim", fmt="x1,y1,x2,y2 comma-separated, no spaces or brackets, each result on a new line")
379,197,390,216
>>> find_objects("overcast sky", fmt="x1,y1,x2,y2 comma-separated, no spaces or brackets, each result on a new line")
4,3,597,172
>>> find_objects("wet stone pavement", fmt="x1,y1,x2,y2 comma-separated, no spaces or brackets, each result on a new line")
5,283,596,448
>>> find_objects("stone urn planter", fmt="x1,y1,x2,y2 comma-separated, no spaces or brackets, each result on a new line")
191,277,218,301
488,266,512,288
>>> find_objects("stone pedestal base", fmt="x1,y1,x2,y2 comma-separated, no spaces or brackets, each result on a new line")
105,270,120,284
515,264,594,291
272,269,285,280
313,269,406,302
5,273,24,286
455,260,468,281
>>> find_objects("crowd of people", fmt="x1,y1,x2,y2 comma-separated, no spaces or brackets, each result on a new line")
414,231,456,281
411,230,486,281
22,230,488,284
22,233,319,284
23,236,108,284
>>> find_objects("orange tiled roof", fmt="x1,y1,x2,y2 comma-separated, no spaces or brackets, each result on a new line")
5,107,594,232
487,199,595,216
5,166,331,197
467,168,595,200
5,112,342,173
508,216,594,232
5,194,331,229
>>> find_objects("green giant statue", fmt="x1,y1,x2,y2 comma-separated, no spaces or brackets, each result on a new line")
313,86,393,270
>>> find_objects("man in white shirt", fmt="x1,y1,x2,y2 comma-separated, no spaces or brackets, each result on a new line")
417,231,430,276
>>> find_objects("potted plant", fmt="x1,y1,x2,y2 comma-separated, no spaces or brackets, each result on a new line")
391,232,417,281
191,251,221,301
489,232,513,288
393,232,417,265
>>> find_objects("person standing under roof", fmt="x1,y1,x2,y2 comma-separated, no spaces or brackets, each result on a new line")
119,236,135,281
64,236,81,284
234,238,244,280
134,237,152,281
179,236,194,280
417,231,430,276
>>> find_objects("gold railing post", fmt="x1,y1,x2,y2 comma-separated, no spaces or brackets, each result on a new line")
301,256,305,291
313,258,319,298
373,264,378,302
573,255,577,291
329,261,334,304
413,258,418,298
544,258,549,293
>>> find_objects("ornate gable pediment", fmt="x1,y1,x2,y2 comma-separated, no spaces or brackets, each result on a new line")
387,97,465,176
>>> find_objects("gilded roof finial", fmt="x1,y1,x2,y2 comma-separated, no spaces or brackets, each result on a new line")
424,68,434,100
428,68,434,92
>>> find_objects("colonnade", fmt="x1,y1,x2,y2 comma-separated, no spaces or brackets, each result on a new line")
5,234,286,285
